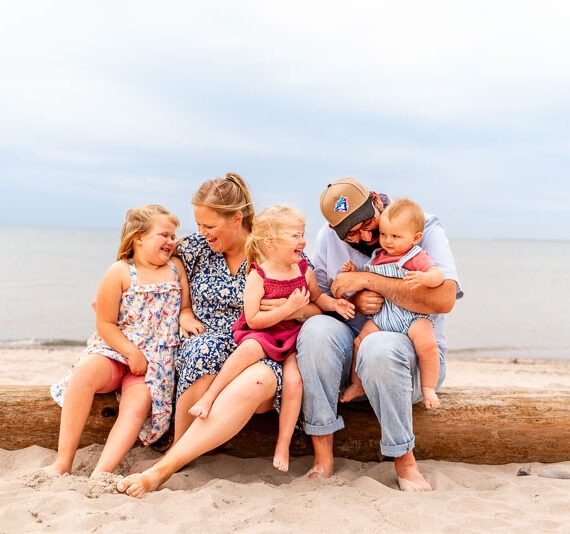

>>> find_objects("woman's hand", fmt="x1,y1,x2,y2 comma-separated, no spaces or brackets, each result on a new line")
180,310,205,337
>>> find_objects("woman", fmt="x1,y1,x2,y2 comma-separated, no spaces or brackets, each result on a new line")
117,172,318,497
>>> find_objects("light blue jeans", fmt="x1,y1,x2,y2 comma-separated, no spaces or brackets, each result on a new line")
296,314,446,458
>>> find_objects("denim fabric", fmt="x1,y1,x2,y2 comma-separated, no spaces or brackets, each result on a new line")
297,315,446,458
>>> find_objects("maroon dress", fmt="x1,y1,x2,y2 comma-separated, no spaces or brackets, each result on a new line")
232,259,309,362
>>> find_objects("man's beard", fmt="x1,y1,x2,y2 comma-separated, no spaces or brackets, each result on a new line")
346,229,380,257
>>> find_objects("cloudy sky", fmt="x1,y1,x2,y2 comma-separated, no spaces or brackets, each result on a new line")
1,1,569,240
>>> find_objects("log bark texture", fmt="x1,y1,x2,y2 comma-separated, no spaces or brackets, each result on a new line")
1,385,569,464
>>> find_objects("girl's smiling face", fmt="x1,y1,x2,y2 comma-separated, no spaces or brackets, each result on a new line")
273,224,306,265
138,215,178,265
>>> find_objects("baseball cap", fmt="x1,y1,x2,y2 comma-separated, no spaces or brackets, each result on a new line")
319,178,376,240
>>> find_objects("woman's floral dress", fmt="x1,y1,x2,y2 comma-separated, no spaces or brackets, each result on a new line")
51,260,181,445
176,233,283,409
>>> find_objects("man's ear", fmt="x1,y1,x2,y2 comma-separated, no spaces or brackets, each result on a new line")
371,192,384,212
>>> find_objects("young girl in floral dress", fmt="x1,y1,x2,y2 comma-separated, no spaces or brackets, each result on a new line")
50,204,194,476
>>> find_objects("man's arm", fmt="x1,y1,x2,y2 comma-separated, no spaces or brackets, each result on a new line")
331,270,456,314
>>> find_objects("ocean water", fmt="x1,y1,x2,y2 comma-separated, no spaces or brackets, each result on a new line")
1,226,569,359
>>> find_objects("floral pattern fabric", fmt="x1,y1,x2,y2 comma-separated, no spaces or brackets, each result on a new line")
176,233,283,409
51,261,181,445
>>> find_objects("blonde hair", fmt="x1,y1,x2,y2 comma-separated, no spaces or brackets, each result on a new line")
381,198,425,234
192,172,255,232
117,204,180,261
245,205,305,272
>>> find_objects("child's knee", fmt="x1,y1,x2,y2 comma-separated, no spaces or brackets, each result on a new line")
283,371,303,393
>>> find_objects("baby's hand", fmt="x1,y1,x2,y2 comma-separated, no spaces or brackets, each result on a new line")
404,271,428,289
334,298,356,320
128,349,148,376
287,287,310,311
180,315,205,337
341,260,357,273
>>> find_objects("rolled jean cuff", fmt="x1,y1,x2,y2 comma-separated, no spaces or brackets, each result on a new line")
380,437,415,458
304,416,345,436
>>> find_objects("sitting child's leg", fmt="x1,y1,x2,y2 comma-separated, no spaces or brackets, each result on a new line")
48,354,119,475
408,318,440,409
190,339,265,419
340,319,379,403
273,353,303,472
92,378,151,474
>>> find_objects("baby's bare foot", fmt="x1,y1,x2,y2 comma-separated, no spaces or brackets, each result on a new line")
116,467,165,498
340,383,365,403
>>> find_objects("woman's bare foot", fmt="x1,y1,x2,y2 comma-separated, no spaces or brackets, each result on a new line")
116,467,165,498
273,442,290,472
188,396,213,419
340,382,365,403
394,451,432,492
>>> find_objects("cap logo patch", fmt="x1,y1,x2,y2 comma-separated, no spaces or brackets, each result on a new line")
334,195,349,213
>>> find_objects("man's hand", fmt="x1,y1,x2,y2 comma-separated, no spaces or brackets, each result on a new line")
352,289,384,316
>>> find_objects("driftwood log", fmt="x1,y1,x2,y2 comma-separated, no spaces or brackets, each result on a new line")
1,385,569,464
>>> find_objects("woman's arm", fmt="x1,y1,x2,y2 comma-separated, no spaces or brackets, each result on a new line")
171,257,204,336
95,261,148,375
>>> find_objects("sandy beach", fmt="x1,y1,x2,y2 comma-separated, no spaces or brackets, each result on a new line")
1,347,570,533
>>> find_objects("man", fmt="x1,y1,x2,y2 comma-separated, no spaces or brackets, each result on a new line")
296,178,463,491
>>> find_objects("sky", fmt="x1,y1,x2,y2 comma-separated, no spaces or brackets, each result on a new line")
1,1,569,240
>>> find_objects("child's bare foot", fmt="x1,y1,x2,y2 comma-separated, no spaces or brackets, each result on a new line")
116,467,165,498
422,388,440,409
340,382,365,403
189,397,213,419
273,442,290,472
45,460,71,476
423,397,440,409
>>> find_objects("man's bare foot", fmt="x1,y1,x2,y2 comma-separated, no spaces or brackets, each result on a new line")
116,467,165,498
340,382,366,403
394,451,432,492
188,397,213,419
273,443,290,472
306,434,334,478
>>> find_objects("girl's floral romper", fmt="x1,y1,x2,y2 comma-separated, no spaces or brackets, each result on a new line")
51,260,181,445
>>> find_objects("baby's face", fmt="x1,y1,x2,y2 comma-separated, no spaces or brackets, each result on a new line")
379,212,421,256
